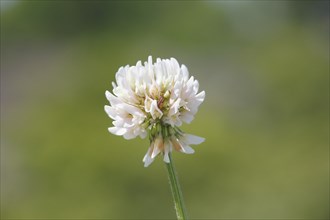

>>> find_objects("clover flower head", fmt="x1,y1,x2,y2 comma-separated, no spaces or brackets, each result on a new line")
105,56,205,167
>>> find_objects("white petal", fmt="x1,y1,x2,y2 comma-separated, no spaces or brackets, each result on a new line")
186,76,195,90
143,153,154,167
171,138,184,152
123,131,137,140
181,65,189,80
163,153,170,163
192,80,199,94
108,127,126,136
170,57,180,70
125,104,144,117
182,145,195,154
139,131,147,139
163,141,171,163
105,90,120,105
151,138,163,158
168,98,181,116
184,134,205,145
151,147,161,159
148,56,153,68
149,99,163,119
143,146,155,167
196,90,205,102
104,105,117,119
180,112,194,124
105,90,112,100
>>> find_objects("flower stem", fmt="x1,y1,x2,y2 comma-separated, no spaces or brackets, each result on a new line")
165,153,188,220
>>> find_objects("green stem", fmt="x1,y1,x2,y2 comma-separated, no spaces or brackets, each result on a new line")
165,153,188,220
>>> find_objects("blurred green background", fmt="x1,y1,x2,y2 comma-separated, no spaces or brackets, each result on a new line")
1,1,329,219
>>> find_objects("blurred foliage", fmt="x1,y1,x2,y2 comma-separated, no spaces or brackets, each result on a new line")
1,1,329,219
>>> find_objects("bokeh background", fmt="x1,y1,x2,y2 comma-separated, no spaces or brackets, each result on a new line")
1,1,329,219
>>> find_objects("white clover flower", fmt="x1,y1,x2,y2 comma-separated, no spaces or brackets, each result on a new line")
104,56,205,167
